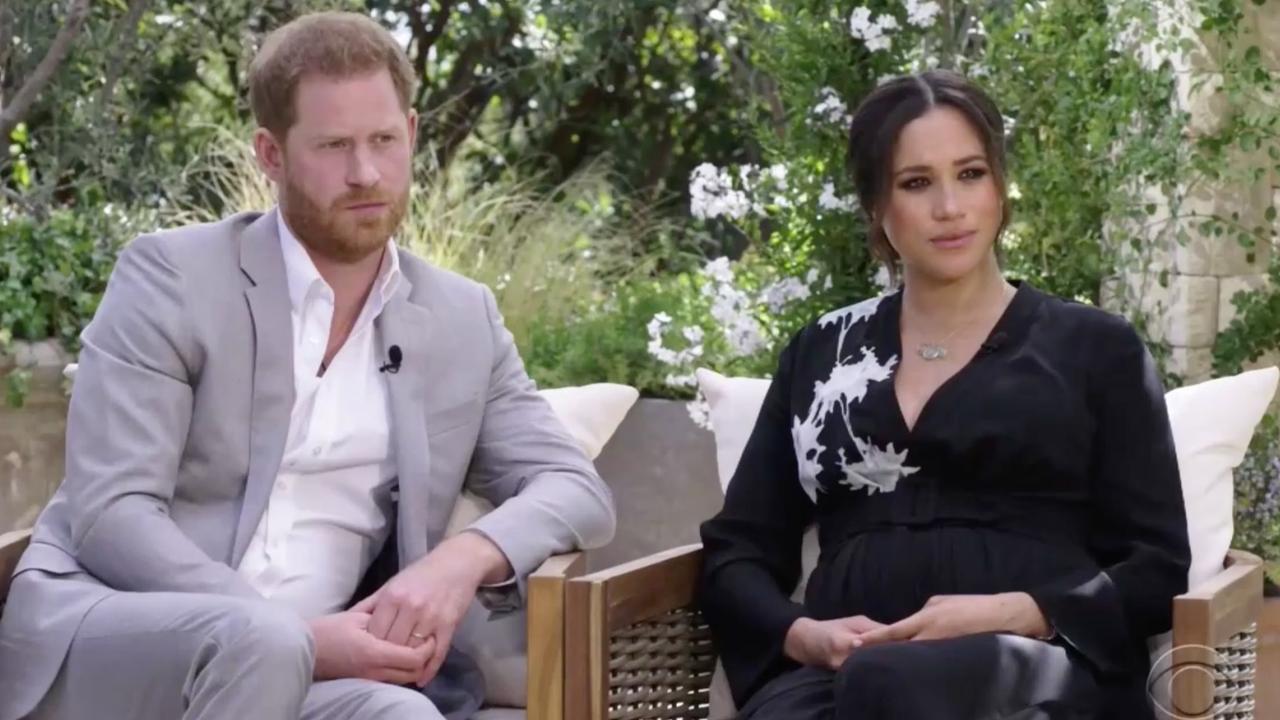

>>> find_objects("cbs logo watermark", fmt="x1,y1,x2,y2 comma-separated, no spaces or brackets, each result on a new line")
1146,644,1249,720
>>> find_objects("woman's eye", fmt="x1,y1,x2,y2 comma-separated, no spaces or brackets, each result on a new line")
960,167,988,180
900,177,929,190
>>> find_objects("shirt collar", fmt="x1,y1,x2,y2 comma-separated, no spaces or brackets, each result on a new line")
276,207,402,318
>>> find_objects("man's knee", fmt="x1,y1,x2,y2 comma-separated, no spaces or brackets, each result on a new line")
211,598,314,670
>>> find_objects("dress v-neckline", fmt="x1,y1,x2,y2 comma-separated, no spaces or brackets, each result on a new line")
887,282,1029,437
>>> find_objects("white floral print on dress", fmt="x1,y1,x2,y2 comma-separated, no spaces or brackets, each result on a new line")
793,293,921,500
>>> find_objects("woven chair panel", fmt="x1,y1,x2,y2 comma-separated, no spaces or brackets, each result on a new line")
1212,623,1257,720
607,607,716,720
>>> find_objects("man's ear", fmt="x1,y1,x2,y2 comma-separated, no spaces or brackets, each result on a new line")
406,110,418,151
253,127,286,185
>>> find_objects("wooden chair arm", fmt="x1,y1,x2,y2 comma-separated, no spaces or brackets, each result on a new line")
526,551,587,720
565,544,710,720
1170,549,1265,718
0,528,32,605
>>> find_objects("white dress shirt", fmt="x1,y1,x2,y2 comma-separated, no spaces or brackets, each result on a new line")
236,209,402,618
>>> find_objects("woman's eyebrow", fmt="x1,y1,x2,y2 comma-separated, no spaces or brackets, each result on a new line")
893,154,988,178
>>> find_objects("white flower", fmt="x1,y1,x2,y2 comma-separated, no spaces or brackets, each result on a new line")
810,87,851,127
905,0,942,28
690,163,752,220
873,265,893,291
849,7,875,35
682,326,705,343
665,372,698,388
701,256,735,285
818,182,858,213
837,437,920,494
768,163,789,189
725,315,767,357
850,7,898,52
687,396,713,431
646,312,673,339
762,277,812,313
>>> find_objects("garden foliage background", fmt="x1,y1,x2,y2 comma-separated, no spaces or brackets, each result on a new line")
3,0,1280,581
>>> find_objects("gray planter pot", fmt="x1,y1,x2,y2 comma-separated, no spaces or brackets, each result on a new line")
588,397,723,571
1,341,74,534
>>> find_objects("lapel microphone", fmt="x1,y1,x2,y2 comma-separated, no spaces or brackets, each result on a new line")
979,331,1008,355
379,345,403,374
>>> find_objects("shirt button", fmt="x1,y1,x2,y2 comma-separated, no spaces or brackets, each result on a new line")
311,447,321,457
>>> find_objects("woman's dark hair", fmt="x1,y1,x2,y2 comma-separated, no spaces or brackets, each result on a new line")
846,70,1011,279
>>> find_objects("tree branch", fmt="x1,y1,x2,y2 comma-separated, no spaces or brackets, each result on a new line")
422,1,520,169
97,0,152,116
405,0,456,105
0,0,92,140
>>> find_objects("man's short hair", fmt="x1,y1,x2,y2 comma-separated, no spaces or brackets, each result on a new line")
248,11,416,138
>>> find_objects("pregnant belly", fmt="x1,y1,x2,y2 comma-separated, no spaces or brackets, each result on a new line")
804,524,1097,624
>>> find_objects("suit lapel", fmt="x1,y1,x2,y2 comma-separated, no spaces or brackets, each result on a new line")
232,211,296,563
377,270,434,565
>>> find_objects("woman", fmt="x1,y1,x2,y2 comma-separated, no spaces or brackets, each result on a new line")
698,70,1190,720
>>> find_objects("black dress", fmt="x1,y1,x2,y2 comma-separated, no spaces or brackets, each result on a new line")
698,283,1191,720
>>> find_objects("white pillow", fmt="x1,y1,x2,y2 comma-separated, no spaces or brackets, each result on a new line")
695,365,1278,718
448,382,639,708
696,368,811,720
1165,366,1277,588
696,368,820,602
444,382,640,534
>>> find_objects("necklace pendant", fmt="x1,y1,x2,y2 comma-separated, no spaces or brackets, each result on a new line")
918,343,947,361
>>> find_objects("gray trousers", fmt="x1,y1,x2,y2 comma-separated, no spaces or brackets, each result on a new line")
28,590,444,720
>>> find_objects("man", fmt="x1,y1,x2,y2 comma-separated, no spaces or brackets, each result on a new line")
0,11,615,720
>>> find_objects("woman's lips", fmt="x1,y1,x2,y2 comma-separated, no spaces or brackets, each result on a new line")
930,230,975,249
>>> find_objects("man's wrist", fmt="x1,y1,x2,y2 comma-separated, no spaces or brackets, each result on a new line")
439,530,513,586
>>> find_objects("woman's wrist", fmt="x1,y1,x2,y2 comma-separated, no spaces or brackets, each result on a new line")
1003,592,1053,639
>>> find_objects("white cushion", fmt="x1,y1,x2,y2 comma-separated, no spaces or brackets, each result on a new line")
1165,367,1277,588
448,382,638,708
1147,367,1277,709
695,368,807,720
696,368,820,601
695,364,1277,717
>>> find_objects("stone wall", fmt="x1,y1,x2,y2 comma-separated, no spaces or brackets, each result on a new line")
1110,2,1280,383
0,341,71,534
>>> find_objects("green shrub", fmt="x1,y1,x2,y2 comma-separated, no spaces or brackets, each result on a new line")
1236,415,1280,591
0,206,143,349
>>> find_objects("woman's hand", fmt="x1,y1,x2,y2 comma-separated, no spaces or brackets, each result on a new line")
782,615,887,670
855,593,1051,645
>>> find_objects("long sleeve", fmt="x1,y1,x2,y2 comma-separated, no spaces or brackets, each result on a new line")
65,235,261,598
463,285,617,607
698,335,815,706
1027,318,1191,676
